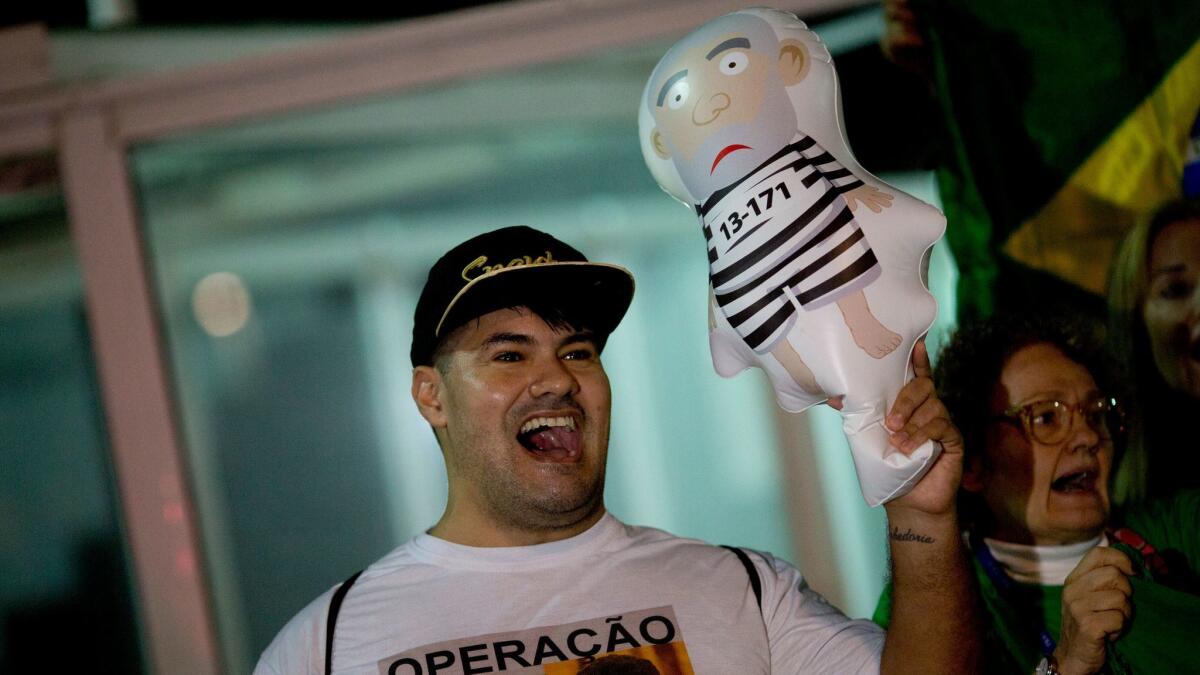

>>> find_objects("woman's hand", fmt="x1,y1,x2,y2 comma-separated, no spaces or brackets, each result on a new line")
1054,546,1134,675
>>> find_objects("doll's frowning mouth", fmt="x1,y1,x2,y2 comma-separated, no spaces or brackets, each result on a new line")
711,144,751,174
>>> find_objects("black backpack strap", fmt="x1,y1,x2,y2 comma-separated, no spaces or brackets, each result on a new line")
721,545,762,610
324,570,364,675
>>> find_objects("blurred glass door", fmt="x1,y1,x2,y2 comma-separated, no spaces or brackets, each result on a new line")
0,152,144,674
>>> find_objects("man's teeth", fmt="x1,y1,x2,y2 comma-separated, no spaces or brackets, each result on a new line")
519,416,577,434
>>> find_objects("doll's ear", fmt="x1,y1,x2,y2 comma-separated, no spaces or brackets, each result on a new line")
650,129,671,160
778,39,811,86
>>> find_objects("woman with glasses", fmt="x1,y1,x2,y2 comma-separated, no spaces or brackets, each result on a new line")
873,314,1200,675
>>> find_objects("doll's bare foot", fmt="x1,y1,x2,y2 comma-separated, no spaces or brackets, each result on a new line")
850,318,902,358
838,291,902,359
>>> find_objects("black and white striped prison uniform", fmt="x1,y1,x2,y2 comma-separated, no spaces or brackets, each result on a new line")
698,135,882,354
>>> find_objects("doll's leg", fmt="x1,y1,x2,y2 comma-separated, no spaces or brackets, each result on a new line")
836,289,901,359
771,337,823,396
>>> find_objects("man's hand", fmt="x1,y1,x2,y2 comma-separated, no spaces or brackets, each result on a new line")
883,339,963,518
845,185,894,213
1054,547,1134,675
879,339,981,674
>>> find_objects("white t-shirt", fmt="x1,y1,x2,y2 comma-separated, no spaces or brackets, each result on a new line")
255,513,883,675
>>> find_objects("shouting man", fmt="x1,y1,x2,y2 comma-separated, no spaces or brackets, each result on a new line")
256,226,978,674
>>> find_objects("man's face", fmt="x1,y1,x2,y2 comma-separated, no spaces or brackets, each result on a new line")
647,15,800,197
419,307,611,536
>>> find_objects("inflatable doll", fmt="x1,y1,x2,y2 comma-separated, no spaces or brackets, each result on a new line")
639,8,946,505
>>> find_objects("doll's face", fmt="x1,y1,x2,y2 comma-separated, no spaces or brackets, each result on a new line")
646,14,806,198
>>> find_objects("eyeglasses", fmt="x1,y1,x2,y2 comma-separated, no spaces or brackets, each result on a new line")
993,396,1125,445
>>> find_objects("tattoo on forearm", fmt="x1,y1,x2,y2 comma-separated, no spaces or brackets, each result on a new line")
890,526,936,544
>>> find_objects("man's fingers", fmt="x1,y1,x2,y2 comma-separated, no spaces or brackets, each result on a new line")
911,339,931,378
903,395,943,432
892,421,933,455
893,416,961,455
885,339,964,455
886,339,962,452
886,376,934,431
888,382,950,449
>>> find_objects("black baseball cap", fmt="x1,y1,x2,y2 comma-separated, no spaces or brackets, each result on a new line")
410,226,635,366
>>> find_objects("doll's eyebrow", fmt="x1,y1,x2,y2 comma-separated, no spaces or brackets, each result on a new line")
656,70,687,107
706,37,750,60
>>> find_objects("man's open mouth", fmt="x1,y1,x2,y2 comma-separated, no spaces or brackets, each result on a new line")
517,415,582,461
1051,470,1096,494
711,144,751,174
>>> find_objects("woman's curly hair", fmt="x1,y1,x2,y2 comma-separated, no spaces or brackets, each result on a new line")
935,313,1125,487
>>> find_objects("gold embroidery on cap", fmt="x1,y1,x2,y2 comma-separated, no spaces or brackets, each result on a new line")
461,251,555,281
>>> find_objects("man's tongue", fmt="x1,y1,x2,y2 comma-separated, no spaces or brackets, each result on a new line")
524,426,581,461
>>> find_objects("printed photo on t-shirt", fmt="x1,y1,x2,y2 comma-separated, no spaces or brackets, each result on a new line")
543,643,693,674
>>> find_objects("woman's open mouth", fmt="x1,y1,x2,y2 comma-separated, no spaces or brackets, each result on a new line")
1051,470,1096,494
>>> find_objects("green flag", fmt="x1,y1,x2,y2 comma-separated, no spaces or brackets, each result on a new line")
916,0,1200,318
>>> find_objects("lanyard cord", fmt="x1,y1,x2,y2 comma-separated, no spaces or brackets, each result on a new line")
971,534,1058,657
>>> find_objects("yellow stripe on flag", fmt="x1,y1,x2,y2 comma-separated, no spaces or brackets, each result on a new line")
1004,38,1200,294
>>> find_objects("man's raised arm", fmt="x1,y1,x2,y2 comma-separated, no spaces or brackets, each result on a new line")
879,341,983,673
